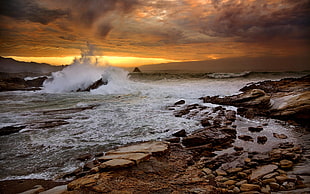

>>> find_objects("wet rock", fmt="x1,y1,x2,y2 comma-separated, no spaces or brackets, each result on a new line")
225,110,236,121
77,78,108,92
77,153,92,161
40,185,67,194
234,146,244,151
174,100,185,105
0,125,25,136
273,133,288,139
279,159,293,169
248,126,263,132
238,135,254,142
19,185,44,194
200,119,211,127
249,164,278,180
166,137,180,143
172,129,187,137
257,136,268,144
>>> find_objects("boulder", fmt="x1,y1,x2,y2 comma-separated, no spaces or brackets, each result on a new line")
257,136,268,144
172,129,187,137
106,141,169,155
248,126,263,132
249,164,278,180
240,184,261,192
0,125,25,136
99,159,135,170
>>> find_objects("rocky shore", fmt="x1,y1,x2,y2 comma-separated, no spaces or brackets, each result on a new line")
1,75,309,193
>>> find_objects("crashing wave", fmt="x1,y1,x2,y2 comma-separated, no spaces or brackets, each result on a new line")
206,71,251,79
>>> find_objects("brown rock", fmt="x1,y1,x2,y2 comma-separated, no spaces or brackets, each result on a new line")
269,182,280,191
257,136,268,144
226,168,243,174
99,159,135,170
224,180,237,186
240,184,261,192
279,159,293,169
98,153,150,164
215,169,227,176
248,126,264,132
249,164,278,180
238,135,254,142
273,133,288,139
107,141,169,155
172,129,187,137
67,174,100,190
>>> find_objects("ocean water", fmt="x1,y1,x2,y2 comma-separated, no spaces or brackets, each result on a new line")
0,63,308,180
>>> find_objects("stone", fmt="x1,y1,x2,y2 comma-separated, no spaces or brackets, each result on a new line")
202,168,213,175
106,141,169,155
40,185,67,194
261,185,271,194
240,184,261,192
215,169,227,176
262,172,279,179
67,174,100,190
275,175,288,184
236,180,247,186
237,172,248,179
234,146,243,151
279,159,293,169
0,125,26,136
77,153,92,161
224,180,237,186
99,159,135,170
249,164,278,180
174,100,185,105
273,133,288,139
238,135,254,142
98,153,151,164
248,126,263,132
261,178,276,185
19,185,44,194
201,119,211,127
226,167,243,174
172,129,187,137
257,136,268,144
233,187,240,193
225,110,236,121
269,182,280,191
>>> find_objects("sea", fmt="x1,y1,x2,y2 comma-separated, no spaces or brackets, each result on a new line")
0,60,309,181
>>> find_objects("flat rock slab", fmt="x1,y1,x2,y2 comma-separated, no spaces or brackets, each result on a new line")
107,141,169,155
98,153,151,164
99,159,135,170
250,164,278,180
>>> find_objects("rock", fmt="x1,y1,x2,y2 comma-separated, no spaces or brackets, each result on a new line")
202,168,213,175
224,180,237,186
200,119,211,127
226,167,243,174
275,175,288,184
67,173,100,190
77,153,92,161
248,126,263,132
249,164,278,180
98,152,151,164
0,125,26,136
261,178,276,185
215,169,227,176
132,67,141,73
236,180,247,186
166,137,180,143
225,110,236,121
18,185,44,194
279,159,293,169
238,135,254,142
99,159,135,170
273,133,288,139
269,182,280,191
40,185,67,194
77,78,108,92
261,185,271,194
234,146,244,151
174,100,185,105
240,184,261,192
237,172,248,179
106,141,169,155
262,172,279,179
172,129,187,137
257,136,268,144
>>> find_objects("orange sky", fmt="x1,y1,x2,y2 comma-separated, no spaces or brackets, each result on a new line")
0,0,309,67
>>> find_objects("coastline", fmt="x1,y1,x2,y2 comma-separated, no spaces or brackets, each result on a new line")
0,75,309,193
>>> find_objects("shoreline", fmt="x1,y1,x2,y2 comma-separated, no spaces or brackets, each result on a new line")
0,75,309,193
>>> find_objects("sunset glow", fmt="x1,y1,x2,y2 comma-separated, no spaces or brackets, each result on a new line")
0,0,309,68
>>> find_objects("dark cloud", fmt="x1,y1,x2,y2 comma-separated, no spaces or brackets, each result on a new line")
202,0,310,41
0,0,68,25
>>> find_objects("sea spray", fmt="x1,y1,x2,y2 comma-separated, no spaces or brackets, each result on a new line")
43,45,131,94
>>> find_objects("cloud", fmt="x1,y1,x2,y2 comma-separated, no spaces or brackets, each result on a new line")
200,0,310,41
0,0,68,25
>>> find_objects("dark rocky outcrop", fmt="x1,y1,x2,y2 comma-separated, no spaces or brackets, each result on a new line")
77,78,108,92
200,75,310,127
0,76,47,91
0,125,26,136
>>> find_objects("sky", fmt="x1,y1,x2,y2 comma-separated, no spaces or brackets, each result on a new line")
0,0,309,67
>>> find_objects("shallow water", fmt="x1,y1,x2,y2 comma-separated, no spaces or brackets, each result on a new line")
0,71,308,180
